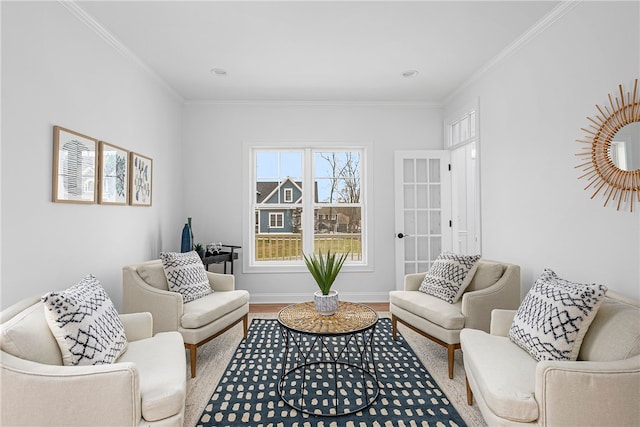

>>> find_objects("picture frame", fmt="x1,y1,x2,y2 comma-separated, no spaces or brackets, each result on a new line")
52,126,98,204
98,141,129,205
129,151,153,206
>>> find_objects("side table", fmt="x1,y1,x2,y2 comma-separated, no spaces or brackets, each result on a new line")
277,301,379,416
201,244,240,274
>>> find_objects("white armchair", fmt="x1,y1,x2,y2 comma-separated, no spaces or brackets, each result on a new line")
390,259,521,378
1,295,186,427
122,259,250,377
461,292,640,426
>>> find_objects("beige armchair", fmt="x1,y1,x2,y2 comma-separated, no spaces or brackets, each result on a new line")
1,295,186,426
123,259,250,377
461,292,640,426
390,259,520,378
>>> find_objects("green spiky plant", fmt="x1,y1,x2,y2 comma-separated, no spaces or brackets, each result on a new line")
303,249,349,295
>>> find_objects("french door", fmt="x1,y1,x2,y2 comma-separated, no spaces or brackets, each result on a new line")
394,151,452,289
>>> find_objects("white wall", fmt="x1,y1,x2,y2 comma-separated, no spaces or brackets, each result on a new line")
181,103,443,302
445,1,640,299
1,2,183,309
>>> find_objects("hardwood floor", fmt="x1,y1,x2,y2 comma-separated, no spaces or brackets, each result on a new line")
250,302,390,313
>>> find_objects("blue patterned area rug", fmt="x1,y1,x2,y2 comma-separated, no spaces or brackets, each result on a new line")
197,318,466,427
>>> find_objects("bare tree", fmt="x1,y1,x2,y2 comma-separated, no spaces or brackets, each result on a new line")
318,152,361,233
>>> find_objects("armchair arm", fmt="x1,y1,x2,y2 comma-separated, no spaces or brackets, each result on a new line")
535,355,640,427
1,351,141,426
119,312,153,342
490,309,517,336
122,266,182,334
403,273,426,292
461,264,521,332
206,271,235,292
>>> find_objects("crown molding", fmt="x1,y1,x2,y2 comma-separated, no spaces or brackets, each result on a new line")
183,99,443,108
58,0,184,103
443,0,582,104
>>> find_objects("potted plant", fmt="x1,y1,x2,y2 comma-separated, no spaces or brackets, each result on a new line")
303,249,349,315
194,243,205,259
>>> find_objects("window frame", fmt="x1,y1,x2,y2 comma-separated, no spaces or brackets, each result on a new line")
268,212,284,229
243,143,373,274
283,188,293,203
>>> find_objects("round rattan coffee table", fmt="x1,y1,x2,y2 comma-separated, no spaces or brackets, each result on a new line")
277,301,379,416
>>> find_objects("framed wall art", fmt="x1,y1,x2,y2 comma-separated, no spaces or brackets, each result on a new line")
52,126,98,204
98,141,129,205
129,151,153,206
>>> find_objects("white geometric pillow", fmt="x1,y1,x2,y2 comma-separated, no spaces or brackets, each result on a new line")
160,251,212,303
418,252,481,303
509,269,608,361
42,275,128,366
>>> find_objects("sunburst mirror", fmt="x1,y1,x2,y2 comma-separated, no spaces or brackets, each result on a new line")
576,78,640,212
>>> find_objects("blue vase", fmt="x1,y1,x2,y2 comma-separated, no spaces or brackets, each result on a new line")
181,223,192,253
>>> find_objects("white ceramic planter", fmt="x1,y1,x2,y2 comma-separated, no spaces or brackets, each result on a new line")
313,290,339,316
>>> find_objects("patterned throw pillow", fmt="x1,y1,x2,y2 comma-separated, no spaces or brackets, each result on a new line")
418,252,481,303
509,269,608,361
160,251,213,303
42,275,128,366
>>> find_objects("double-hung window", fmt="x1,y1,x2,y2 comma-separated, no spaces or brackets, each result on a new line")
247,146,366,270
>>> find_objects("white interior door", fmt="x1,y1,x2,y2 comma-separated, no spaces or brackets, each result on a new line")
394,151,452,289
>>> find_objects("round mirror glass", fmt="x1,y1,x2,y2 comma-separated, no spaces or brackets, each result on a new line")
608,122,640,171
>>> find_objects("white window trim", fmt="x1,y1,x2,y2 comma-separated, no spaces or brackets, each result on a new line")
242,141,374,274
283,188,293,203
268,212,284,229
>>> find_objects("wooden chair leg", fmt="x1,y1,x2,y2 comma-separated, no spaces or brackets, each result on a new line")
466,376,473,405
186,344,197,378
392,315,398,340
243,314,249,338
447,344,455,379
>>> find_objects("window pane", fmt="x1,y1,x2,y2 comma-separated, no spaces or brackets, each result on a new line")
452,122,460,145
428,159,440,183
314,206,361,261
315,151,360,204
403,159,414,183
416,159,428,183
255,150,303,259
460,116,469,141
255,208,302,261
256,150,302,180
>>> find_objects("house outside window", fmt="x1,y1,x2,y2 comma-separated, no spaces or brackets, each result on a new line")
248,147,367,270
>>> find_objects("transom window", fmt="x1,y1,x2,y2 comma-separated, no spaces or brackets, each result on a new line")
249,147,366,268
447,110,476,148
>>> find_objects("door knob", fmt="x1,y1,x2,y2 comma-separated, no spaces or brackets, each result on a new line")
397,233,408,239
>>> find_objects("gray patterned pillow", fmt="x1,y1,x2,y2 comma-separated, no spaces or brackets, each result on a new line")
42,275,128,366
160,251,212,303
509,269,608,361
418,252,481,303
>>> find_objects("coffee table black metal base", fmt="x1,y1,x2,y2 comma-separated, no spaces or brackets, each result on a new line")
277,302,379,416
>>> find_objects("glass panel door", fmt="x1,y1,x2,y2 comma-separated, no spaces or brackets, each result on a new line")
394,151,451,289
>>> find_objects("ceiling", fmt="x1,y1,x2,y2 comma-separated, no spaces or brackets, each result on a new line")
77,1,561,103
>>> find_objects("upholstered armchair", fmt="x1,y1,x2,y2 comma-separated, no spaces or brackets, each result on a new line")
122,259,250,377
390,259,520,378
1,295,186,426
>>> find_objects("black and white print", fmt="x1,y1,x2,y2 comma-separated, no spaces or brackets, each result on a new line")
509,268,608,361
